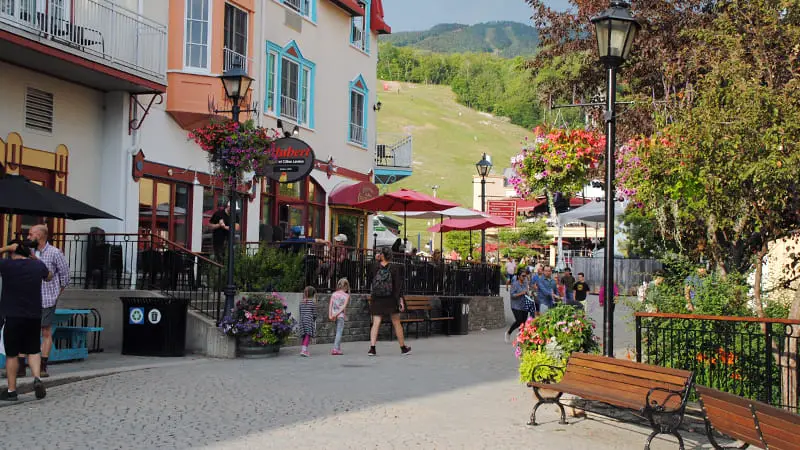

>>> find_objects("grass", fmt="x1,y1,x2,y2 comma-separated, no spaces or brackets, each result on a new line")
376,81,532,246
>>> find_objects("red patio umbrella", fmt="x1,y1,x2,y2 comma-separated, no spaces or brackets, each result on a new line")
427,216,514,233
353,188,459,242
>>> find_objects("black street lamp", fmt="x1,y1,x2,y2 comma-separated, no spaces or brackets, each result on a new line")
218,67,254,319
591,1,640,357
475,153,492,263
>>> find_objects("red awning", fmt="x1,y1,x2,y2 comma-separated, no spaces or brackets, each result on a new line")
329,181,380,207
327,0,365,16
516,198,546,212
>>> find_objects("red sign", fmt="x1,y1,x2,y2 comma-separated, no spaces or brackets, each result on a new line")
487,200,517,223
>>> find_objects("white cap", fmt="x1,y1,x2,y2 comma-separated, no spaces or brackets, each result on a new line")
333,234,348,243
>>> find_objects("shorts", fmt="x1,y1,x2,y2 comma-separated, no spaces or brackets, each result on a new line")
41,306,57,327
3,317,41,357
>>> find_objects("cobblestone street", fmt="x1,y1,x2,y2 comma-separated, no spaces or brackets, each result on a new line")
0,331,705,449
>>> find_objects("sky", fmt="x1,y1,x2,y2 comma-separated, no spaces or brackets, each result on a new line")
382,0,572,32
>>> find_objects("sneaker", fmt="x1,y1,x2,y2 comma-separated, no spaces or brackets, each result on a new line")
0,390,18,401
401,346,412,356
40,369,50,379
504,331,510,343
300,350,310,357
33,378,46,400
368,346,377,356
331,349,343,356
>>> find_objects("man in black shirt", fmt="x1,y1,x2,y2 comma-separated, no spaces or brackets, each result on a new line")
0,241,51,401
573,272,590,308
209,201,236,261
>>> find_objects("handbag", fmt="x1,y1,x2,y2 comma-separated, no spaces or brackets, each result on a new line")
523,294,537,315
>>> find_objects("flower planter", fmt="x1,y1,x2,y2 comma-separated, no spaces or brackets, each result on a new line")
236,337,281,359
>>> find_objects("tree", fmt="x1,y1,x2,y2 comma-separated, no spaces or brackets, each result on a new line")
444,231,476,259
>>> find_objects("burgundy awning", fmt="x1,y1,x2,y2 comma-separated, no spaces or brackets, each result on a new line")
327,0,365,16
329,181,380,207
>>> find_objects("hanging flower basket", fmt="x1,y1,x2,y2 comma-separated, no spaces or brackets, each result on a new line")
188,120,279,185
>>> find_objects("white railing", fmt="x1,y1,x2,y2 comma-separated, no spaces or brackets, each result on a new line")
283,0,310,16
0,0,167,82
375,134,413,169
280,95,299,122
349,123,366,146
351,22,366,51
223,47,252,74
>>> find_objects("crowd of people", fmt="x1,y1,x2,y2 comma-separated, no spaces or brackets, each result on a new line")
503,257,589,344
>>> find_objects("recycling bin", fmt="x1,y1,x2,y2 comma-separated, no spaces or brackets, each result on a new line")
120,297,189,357
440,297,471,335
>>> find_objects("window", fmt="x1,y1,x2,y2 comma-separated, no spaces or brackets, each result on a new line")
138,178,193,247
331,211,367,249
223,3,248,72
350,0,370,53
265,41,315,128
25,87,54,133
261,178,326,240
281,0,313,20
202,188,247,252
348,75,368,147
185,0,210,70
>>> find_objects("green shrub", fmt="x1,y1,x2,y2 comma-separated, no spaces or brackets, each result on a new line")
519,351,562,383
234,246,305,292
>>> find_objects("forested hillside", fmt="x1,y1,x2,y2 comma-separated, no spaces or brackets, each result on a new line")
380,21,539,58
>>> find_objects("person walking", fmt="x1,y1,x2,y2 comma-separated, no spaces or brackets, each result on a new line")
561,268,576,305
298,286,317,357
505,258,517,289
367,247,411,356
0,241,51,401
27,224,69,378
505,270,531,343
572,272,590,309
328,278,350,355
534,265,560,315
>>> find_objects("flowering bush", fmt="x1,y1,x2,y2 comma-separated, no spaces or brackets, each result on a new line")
615,135,676,207
218,293,296,346
515,305,599,383
188,120,279,184
508,126,605,200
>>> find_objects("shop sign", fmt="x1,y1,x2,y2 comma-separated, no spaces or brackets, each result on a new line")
263,137,316,183
488,200,517,223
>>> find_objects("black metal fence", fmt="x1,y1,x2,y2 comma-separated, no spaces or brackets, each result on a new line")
635,312,800,412
49,232,223,322
245,242,502,297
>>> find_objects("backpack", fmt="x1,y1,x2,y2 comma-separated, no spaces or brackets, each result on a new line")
372,265,393,297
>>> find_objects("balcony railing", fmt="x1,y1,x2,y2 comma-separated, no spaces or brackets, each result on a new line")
349,123,366,146
223,47,252,74
0,0,167,82
283,0,310,16
280,95,299,122
375,134,413,169
350,22,366,51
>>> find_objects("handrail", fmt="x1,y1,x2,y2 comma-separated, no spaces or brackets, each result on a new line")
635,312,800,326
148,234,223,268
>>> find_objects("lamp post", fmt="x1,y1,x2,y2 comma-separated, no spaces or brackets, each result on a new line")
475,153,492,263
218,68,254,318
591,1,639,357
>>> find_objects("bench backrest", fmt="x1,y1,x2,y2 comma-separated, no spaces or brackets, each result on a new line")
753,397,800,450
404,295,433,311
695,385,765,448
563,353,693,410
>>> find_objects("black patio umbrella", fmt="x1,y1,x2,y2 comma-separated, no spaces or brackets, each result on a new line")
1,174,121,242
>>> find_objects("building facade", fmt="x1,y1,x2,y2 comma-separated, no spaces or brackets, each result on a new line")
1,0,394,253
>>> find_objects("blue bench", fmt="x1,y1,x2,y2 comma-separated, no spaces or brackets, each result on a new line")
1,309,103,366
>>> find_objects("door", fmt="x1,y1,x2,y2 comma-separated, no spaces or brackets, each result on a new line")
14,167,55,240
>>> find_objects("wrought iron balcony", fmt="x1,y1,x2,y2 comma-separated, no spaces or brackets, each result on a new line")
375,134,413,169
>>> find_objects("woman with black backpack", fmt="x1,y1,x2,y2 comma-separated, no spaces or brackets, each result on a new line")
368,247,411,356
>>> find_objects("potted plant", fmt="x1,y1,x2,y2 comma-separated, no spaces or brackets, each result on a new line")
188,119,278,184
218,293,296,358
514,305,599,411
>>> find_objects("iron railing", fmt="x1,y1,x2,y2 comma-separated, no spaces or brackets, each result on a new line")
223,47,252,74
243,242,502,297
375,134,413,168
635,312,800,412
48,232,223,322
349,123,366,146
280,95,299,122
0,0,167,82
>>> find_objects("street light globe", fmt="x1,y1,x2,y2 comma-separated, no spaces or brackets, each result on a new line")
475,153,492,178
220,68,254,101
591,1,640,67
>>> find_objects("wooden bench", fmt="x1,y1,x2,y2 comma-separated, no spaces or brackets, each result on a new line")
696,385,800,450
527,352,694,450
403,295,454,337
368,296,426,339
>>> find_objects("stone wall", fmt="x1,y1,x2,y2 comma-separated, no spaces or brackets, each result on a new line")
466,296,506,332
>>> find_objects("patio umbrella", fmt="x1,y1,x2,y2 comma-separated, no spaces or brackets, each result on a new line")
0,174,121,243
353,188,459,243
555,199,627,269
427,216,514,233
396,206,487,250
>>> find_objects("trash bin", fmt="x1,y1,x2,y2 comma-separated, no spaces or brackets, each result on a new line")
440,297,470,335
120,297,189,357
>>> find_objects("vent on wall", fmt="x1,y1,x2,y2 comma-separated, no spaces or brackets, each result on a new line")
25,87,54,133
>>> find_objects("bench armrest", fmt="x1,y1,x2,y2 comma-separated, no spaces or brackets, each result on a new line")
644,387,687,413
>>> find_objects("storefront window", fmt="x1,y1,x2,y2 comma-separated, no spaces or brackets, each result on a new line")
331,210,366,248
279,181,302,199
261,178,326,240
138,177,192,247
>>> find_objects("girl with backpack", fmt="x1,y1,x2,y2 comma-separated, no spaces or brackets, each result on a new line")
368,247,411,357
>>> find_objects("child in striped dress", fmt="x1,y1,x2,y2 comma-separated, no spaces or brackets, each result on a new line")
298,286,317,357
